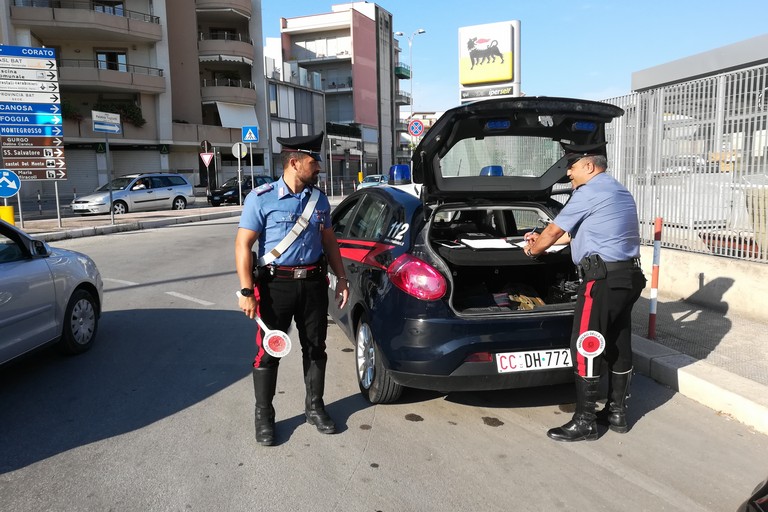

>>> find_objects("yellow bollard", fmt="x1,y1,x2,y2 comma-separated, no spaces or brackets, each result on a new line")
0,205,15,225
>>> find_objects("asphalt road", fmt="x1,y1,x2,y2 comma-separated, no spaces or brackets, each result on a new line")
1,217,766,511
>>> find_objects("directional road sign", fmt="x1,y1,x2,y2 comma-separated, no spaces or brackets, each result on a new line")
92,110,122,134
242,125,259,143
0,169,22,198
0,45,67,181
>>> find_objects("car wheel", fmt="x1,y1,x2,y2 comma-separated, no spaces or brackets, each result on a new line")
355,315,402,404
211,201,221,207
57,289,99,355
112,201,128,215
172,196,187,210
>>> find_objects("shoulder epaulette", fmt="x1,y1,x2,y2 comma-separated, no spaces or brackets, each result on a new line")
255,183,274,196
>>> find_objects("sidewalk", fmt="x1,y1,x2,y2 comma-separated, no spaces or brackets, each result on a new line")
9,201,768,435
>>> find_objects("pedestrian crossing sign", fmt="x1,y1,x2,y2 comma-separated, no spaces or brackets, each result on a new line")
242,125,259,143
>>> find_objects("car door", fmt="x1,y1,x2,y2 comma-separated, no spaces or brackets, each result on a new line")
0,229,57,363
126,177,155,211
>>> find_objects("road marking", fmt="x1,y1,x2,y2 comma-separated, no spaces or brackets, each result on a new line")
165,291,215,306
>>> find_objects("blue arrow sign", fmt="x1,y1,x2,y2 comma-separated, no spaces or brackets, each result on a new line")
0,169,22,198
93,122,122,134
0,102,60,114
242,125,259,143
0,46,56,59
0,124,62,136
0,113,61,125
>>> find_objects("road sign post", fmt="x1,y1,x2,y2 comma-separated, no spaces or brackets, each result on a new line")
92,110,121,225
0,169,21,225
232,142,248,206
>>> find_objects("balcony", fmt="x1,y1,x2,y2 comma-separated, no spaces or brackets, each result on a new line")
323,79,353,94
195,0,252,19
59,59,165,94
198,32,254,65
395,91,412,106
200,78,257,104
395,62,411,79
394,120,408,132
10,0,162,42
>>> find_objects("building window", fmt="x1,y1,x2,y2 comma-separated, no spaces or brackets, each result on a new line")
269,83,278,115
96,50,127,72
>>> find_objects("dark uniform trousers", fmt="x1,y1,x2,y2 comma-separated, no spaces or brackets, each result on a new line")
571,267,646,377
253,274,329,368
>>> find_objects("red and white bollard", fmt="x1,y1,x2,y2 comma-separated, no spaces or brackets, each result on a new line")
648,217,663,340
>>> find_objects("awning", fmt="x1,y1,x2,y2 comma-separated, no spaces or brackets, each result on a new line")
216,102,259,129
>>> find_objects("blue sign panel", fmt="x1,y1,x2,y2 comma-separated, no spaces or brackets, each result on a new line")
0,113,61,125
0,169,22,198
93,122,121,134
242,125,259,143
1,125,62,136
0,102,61,114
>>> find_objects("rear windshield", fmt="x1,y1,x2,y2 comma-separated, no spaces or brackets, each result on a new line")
439,136,563,179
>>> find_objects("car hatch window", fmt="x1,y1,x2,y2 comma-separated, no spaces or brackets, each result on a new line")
167,176,187,186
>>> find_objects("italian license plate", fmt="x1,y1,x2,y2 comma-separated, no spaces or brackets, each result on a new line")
496,349,571,373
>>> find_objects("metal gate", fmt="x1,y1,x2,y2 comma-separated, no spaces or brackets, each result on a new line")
605,63,768,263
112,150,161,174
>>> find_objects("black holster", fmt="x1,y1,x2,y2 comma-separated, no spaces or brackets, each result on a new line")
578,254,607,281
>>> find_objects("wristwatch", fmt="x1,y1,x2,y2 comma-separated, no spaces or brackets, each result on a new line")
240,287,254,297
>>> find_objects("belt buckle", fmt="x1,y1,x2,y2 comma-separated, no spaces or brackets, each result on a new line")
293,268,307,279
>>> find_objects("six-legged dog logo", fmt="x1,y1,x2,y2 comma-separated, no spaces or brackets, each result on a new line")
467,37,505,70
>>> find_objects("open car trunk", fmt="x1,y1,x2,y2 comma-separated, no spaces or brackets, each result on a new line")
427,204,580,315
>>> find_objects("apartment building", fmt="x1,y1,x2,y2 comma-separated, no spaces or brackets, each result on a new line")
278,2,401,182
0,0,276,201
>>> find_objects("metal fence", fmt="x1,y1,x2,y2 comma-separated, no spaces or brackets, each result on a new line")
604,63,768,263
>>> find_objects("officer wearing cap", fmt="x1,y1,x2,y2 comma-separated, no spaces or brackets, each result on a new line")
524,142,646,442
234,131,349,446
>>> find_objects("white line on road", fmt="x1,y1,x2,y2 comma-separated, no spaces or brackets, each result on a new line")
165,291,215,306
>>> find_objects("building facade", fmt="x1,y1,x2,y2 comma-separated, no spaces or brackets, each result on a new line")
278,2,398,184
1,0,272,201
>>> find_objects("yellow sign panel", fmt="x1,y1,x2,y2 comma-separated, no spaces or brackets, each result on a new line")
459,23,515,86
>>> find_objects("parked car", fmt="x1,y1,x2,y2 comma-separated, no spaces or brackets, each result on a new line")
71,172,196,215
208,175,274,206
326,96,624,403
357,174,389,189
0,220,103,365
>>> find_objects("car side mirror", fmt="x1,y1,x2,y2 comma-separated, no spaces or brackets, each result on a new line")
32,240,50,256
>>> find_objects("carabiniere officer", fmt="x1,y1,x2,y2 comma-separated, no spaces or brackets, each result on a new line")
235,131,349,446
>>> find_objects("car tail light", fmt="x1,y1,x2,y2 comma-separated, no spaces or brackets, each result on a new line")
464,352,494,363
387,253,447,301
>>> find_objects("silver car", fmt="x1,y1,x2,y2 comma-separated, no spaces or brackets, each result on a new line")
0,220,103,365
72,172,196,215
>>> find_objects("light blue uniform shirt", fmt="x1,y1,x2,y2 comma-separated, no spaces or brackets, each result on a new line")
238,177,331,266
553,172,641,264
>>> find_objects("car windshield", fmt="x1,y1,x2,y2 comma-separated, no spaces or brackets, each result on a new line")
95,177,135,191
222,177,241,187
439,136,564,179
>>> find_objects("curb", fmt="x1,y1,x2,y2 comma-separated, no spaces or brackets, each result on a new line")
632,335,768,435
33,210,242,242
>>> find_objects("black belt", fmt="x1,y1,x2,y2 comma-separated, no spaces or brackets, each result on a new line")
264,263,325,280
603,258,641,271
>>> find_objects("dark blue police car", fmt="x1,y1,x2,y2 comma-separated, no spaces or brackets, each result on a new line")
327,97,625,403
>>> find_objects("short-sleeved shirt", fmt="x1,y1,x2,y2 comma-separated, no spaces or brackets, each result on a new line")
239,176,331,266
553,172,641,264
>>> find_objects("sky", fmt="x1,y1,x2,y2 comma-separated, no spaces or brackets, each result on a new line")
261,0,767,113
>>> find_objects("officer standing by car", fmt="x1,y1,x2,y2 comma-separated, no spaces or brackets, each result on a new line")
524,143,646,442
234,131,349,446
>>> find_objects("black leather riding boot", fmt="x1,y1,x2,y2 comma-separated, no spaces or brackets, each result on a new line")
304,360,336,434
252,367,278,446
596,369,632,433
547,374,600,442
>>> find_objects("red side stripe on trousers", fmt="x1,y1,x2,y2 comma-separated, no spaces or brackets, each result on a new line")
253,286,266,368
576,280,595,376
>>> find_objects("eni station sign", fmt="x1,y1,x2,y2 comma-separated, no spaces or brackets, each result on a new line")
0,45,66,181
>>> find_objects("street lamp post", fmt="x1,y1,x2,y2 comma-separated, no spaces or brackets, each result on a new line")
395,28,426,157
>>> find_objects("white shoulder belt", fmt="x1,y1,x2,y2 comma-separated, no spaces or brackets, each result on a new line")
257,187,321,267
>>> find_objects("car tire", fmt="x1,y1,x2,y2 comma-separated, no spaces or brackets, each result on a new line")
211,201,221,207
355,315,402,404
112,200,128,215
57,289,99,355
171,196,187,210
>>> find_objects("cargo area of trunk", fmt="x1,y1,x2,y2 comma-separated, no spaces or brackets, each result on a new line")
427,205,580,314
